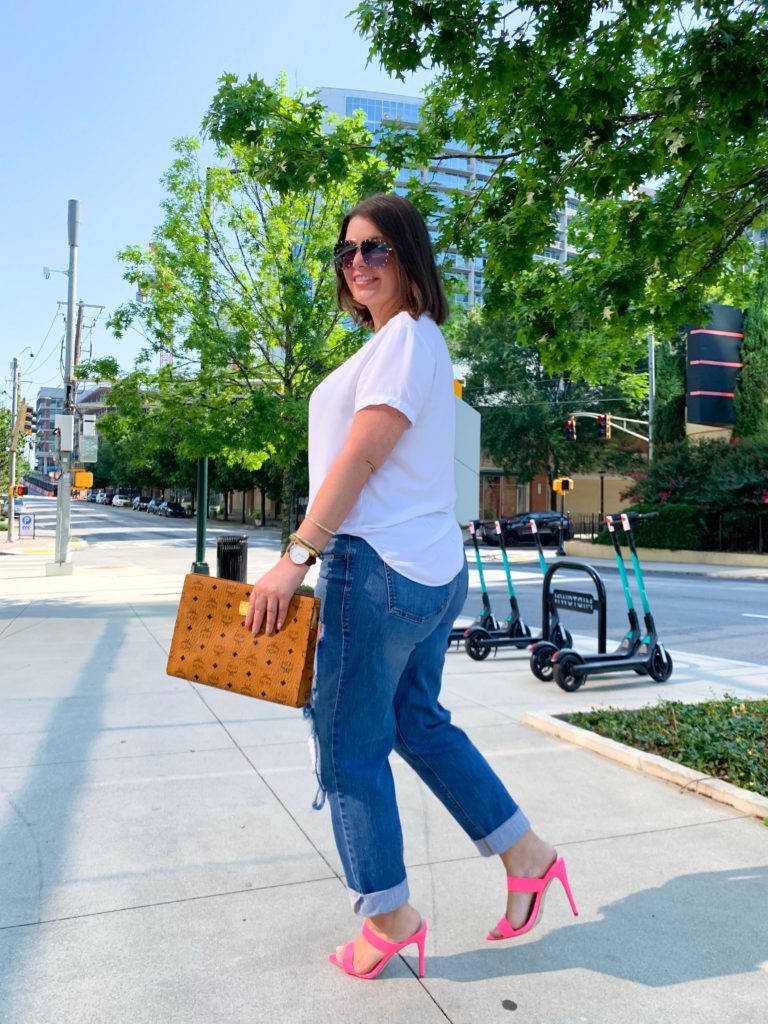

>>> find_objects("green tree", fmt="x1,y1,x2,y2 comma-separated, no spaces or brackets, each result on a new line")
355,0,768,386
0,408,32,496
651,331,687,445
452,312,640,492
734,276,768,438
94,75,394,544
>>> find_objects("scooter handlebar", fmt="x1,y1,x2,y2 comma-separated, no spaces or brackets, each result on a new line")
605,511,659,526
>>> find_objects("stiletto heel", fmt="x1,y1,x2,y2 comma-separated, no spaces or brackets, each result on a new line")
329,919,428,980
487,856,578,941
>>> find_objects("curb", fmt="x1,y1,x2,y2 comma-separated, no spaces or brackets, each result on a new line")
525,711,768,822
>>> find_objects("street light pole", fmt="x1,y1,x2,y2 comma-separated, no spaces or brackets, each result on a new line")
48,199,80,575
7,357,20,542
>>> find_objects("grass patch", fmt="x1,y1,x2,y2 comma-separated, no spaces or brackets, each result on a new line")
561,696,768,799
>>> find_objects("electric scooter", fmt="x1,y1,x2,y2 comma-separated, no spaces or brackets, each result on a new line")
464,518,573,661
447,520,499,649
551,511,673,691
529,511,642,681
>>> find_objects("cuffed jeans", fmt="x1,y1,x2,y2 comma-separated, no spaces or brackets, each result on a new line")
310,535,530,916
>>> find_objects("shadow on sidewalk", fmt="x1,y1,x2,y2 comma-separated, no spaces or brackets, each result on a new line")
426,865,768,987
0,619,127,1017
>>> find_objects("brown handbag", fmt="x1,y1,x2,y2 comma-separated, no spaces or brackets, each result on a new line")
166,573,320,708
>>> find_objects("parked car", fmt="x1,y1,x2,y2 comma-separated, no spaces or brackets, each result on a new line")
95,491,107,504
13,498,25,518
159,501,186,518
87,491,98,502
104,494,114,505
146,499,160,514
481,511,575,547
111,494,131,507
132,496,150,510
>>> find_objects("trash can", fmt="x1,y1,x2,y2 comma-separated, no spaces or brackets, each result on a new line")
216,534,248,582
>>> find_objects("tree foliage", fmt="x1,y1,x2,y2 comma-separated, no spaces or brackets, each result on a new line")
355,0,768,387
452,312,641,485
734,275,768,438
616,435,768,549
92,76,395,541
0,409,31,494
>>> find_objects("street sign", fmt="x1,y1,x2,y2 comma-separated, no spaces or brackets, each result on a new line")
80,435,98,462
19,513,35,538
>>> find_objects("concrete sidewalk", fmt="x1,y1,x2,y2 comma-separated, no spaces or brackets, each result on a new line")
1,537,766,1024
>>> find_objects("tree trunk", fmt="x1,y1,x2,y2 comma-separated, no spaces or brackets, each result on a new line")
241,489,247,524
280,464,294,553
260,487,266,528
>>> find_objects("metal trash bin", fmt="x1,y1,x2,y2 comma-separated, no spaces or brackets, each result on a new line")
216,534,248,582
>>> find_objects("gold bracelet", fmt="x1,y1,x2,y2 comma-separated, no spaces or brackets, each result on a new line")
304,514,335,536
289,533,322,559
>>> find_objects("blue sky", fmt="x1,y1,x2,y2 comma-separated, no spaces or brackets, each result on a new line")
0,0,431,407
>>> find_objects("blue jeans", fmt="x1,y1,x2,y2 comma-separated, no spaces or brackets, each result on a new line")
310,535,530,916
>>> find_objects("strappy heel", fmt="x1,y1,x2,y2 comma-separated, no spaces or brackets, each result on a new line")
329,918,428,979
487,856,578,941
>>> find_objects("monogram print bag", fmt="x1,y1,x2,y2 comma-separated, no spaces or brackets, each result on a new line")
166,574,320,708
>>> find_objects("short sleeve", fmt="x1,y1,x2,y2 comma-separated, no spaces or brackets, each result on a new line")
354,315,437,425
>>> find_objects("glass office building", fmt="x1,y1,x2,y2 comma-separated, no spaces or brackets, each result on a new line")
317,87,580,306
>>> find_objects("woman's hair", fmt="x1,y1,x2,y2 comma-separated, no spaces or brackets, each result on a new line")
335,193,449,327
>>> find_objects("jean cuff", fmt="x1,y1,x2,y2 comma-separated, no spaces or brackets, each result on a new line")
348,877,410,917
474,808,531,857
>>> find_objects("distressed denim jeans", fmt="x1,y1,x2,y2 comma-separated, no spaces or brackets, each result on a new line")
310,534,530,916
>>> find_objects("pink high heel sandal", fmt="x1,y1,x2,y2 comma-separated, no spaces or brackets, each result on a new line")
487,856,578,941
329,919,428,980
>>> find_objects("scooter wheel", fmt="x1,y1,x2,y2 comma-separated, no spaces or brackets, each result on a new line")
554,651,586,692
465,629,492,661
510,619,532,640
530,643,557,682
647,645,673,682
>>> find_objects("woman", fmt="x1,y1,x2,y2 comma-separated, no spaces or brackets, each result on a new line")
245,194,577,980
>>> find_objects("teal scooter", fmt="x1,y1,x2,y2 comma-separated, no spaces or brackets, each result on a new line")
447,519,499,649
529,511,642,681
464,518,572,660
551,512,673,691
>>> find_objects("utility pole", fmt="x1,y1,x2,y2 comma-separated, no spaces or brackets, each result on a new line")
48,199,80,576
6,357,21,542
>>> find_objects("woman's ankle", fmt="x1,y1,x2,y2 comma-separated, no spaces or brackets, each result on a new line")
500,829,556,877
368,902,421,939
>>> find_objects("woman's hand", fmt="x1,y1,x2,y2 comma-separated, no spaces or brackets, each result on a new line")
244,556,309,636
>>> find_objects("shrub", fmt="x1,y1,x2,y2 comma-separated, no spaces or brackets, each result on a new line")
562,696,768,798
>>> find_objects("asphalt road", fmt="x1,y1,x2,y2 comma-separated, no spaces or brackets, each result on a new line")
19,495,768,668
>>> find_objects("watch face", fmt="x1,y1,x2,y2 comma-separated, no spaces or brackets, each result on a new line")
288,543,309,565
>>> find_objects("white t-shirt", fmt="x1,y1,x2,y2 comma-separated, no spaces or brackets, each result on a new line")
308,311,464,586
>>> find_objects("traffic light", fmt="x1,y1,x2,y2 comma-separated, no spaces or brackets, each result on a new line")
23,403,37,435
597,414,607,438
565,418,577,442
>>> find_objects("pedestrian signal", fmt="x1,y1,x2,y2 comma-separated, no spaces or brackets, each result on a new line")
553,477,574,494
565,419,577,442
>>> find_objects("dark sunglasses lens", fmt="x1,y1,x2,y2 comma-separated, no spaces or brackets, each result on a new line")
360,240,390,267
334,243,357,270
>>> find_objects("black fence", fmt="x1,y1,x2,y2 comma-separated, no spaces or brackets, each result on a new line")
571,510,768,554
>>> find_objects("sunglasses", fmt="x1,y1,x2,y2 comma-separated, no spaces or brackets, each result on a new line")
333,237,394,271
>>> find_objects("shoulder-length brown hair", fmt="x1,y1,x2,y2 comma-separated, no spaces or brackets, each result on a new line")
335,193,449,328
